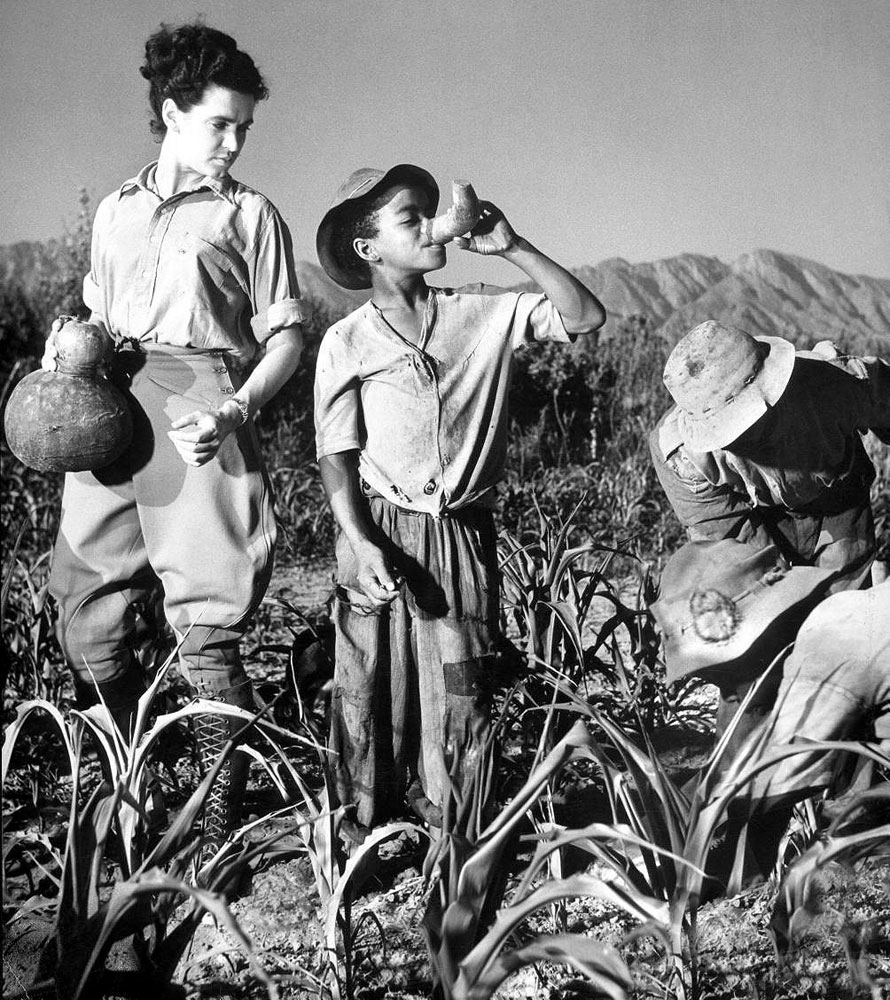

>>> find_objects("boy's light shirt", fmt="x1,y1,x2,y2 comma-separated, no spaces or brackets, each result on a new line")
314,284,585,515
82,161,309,363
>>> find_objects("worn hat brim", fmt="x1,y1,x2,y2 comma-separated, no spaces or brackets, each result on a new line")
316,164,440,290
676,335,796,452
650,541,836,686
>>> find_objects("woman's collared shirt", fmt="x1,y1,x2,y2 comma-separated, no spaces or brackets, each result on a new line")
83,162,309,363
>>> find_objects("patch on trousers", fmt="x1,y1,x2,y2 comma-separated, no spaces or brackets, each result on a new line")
444,656,489,696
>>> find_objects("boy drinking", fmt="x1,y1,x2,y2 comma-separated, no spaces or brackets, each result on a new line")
314,164,605,839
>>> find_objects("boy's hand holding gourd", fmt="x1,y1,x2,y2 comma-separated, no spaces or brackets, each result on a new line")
452,201,522,257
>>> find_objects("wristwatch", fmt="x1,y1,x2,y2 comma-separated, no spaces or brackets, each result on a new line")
231,395,250,426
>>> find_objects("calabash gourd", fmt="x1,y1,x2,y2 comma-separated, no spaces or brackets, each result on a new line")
420,180,481,246
4,318,133,473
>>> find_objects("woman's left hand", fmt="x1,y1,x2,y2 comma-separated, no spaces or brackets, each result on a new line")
168,404,241,467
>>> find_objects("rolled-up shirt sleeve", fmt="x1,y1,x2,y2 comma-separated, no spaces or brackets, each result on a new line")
649,420,754,541
510,292,573,348
82,197,111,321
314,329,362,459
248,206,312,342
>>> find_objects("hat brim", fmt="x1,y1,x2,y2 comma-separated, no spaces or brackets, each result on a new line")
316,164,440,290
676,335,796,452
652,561,836,686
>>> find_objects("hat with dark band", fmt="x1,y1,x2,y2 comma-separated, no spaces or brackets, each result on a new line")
663,321,797,452
316,163,440,290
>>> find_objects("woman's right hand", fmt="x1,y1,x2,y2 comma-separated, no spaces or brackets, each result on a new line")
41,318,64,372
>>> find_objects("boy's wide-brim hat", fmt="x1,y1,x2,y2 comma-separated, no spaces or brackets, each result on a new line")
663,320,797,451
650,539,836,685
316,163,440,290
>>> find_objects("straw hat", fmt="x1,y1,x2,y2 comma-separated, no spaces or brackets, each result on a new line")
663,321,796,452
650,539,836,685
316,163,439,290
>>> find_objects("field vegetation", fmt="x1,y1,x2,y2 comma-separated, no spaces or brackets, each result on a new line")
2,196,888,999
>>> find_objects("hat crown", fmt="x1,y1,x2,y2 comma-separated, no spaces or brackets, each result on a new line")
328,168,386,210
663,321,768,418
316,163,439,290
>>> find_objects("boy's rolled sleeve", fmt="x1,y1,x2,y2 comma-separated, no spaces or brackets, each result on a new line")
510,292,572,348
314,331,362,460
248,207,310,343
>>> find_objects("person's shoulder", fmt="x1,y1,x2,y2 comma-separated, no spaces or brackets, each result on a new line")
91,187,126,232
650,406,684,460
226,179,287,225
321,302,373,348
792,343,877,386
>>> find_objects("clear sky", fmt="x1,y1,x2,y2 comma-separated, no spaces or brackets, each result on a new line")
2,0,888,287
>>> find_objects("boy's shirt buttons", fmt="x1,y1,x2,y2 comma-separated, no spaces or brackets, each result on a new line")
423,480,438,495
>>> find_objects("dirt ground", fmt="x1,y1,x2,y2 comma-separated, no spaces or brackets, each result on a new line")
4,561,889,1000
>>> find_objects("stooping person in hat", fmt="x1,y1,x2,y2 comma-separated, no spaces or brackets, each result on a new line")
313,164,606,841
649,321,890,592
651,538,889,890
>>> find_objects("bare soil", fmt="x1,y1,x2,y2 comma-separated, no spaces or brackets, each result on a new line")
4,562,889,1000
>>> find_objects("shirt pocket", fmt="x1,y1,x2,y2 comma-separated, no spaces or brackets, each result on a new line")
176,232,249,299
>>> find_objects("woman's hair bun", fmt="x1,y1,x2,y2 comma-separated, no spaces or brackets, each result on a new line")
141,21,268,137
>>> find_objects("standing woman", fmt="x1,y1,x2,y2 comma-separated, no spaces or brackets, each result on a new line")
45,22,308,849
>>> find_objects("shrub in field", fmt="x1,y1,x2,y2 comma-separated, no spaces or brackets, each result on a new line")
254,298,339,564
497,495,702,752
2,520,64,710
770,785,890,999
2,652,317,1000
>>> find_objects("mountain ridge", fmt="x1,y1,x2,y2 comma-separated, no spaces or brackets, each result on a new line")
2,241,887,353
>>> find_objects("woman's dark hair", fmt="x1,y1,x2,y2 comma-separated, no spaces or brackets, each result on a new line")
141,22,268,137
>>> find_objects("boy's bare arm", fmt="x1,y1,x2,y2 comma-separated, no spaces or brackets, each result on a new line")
319,452,400,605
453,201,606,333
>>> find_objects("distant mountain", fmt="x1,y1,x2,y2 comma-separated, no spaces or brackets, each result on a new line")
293,248,889,353
3,239,887,354
551,250,889,353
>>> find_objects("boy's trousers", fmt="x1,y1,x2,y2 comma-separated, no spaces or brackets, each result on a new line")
330,493,500,828
49,344,276,709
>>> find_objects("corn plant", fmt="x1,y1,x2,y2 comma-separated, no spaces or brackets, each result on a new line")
769,784,890,999
2,647,318,999
242,721,429,1000
420,708,670,1000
